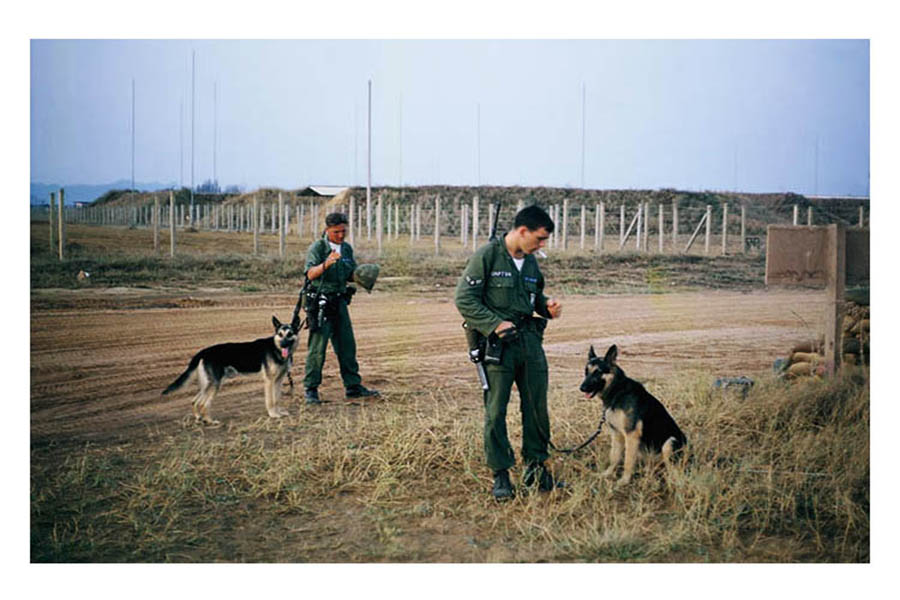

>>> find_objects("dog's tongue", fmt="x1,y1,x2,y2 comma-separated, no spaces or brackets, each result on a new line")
282,348,289,358
584,391,592,399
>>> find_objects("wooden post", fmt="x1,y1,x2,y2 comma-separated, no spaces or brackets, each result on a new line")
722,203,728,255
278,193,286,258
296,205,302,240
741,204,746,254
619,204,625,247
253,195,259,255
562,197,569,250
793,204,799,225
635,203,642,251
57,189,65,260
434,195,441,256
824,224,846,376
394,203,399,241
643,202,650,251
704,205,711,255
859,205,865,228
377,194,383,255
169,190,176,258
598,201,605,252
48,192,55,253
472,196,479,250
348,195,355,246
807,206,813,226
487,200,494,240
461,203,468,248
618,210,640,251
580,204,586,250
683,210,708,253
271,201,277,234
416,202,422,242
153,195,160,252
658,203,664,253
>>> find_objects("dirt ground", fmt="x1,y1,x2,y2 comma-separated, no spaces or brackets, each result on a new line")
31,287,824,449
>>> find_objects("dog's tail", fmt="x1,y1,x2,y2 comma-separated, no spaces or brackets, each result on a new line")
162,352,202,395
662,434,688,463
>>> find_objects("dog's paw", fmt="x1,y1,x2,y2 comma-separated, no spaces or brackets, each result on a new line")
616,475,632,487
203,419,222,427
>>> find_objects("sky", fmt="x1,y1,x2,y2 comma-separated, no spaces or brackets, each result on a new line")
30,39,869,196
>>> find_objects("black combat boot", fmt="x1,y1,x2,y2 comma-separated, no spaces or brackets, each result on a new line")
523,462,559,492
345,384,380,399
305,388,321,405
492,469,515,501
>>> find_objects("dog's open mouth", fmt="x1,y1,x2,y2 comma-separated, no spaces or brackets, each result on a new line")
281,348,289,358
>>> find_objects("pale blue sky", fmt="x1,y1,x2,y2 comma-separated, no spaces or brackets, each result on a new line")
30,39,869,195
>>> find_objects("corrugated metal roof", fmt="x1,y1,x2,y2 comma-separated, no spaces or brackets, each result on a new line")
304,185,348,197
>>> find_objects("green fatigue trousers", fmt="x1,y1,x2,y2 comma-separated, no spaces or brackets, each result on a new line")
482,325,551,472
303,300,363,390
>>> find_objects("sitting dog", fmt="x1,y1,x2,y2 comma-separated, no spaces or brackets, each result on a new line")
162,316,298,425
579,344,687,484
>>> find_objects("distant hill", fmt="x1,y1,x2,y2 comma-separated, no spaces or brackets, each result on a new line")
30,180,176,206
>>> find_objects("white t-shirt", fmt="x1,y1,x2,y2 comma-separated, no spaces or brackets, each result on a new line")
328,241,341,255
512,257,525,271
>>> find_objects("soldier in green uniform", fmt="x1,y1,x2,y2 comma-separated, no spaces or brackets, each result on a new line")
454,205,563,500
302,212,380,404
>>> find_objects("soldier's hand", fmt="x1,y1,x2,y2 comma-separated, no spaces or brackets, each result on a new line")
323,250,341,269
495,321,516,337
547,298,562,319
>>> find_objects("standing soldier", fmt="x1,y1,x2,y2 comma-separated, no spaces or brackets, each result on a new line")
302,212,380,404
454,205,563,500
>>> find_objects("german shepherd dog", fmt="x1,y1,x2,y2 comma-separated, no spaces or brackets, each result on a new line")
579,345,687,485
162,316,299,425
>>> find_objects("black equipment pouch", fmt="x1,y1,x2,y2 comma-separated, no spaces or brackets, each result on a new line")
483,333,503,365
343,285,357,306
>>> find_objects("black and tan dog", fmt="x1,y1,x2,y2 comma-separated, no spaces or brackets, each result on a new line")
162,316,298,425
579,344,687,484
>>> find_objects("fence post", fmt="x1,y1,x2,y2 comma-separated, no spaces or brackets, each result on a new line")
793,204,799,225
635,203,642,251
57,189,65,260
472,196,479,250
722,203,728,255
434,195,441,256
461,203,468,248
394,203,400,241
859,205,864,228
279,193,286,258
580,204,586,249
377,193,383,255
704,205,711,255
253,195,260,255
807,206,813,226
824,224,846,376
619,204,625,248
48,192,56,253
598,201,605,252
169,190,176,258
562,198,569,250
658,203,664,253
154,195,160,252
643,202,650,251
741,204,746,254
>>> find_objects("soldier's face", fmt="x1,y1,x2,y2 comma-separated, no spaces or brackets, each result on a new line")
520,226,550,254
326,224,347,244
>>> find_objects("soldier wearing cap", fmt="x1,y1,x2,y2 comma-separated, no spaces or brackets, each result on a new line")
302,212,380,403
454,205,563,500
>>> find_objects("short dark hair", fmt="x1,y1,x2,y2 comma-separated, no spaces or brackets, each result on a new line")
325,212,349,227
514,205,554,234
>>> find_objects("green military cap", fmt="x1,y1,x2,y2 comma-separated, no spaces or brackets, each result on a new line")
353,263,380,293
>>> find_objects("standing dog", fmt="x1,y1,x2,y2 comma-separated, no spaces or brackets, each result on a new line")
579,344,687,484
162,316,298,425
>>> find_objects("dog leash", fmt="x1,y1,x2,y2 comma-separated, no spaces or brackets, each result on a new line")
550,413,606,454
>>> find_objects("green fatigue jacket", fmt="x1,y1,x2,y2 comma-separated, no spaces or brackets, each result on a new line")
454,234,554,472
304,237,356,293
454,235,554,334
303,237,361,390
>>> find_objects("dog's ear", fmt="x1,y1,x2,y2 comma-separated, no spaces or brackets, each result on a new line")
588,345,597,360
604,344,618,365
272,315,283,330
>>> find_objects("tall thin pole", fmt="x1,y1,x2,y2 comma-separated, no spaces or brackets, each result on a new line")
580,82,586,188
367,79,372,240
213,81,217,190
190,49,195,226
179,97,183,188
131,79,135,205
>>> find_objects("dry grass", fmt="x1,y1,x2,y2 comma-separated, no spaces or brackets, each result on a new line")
31,368,868,562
